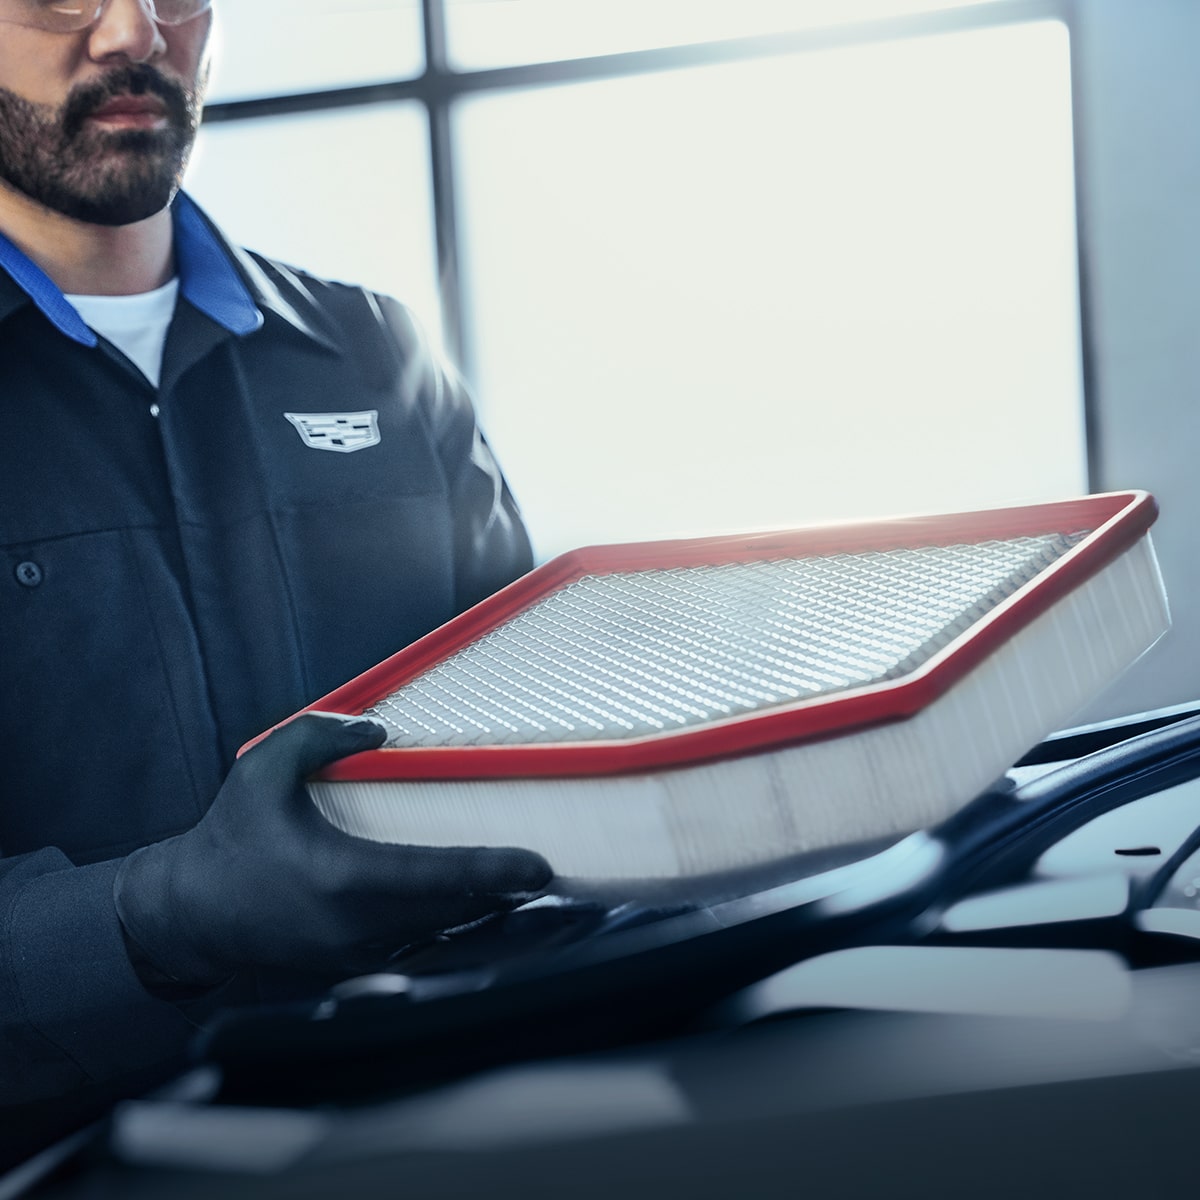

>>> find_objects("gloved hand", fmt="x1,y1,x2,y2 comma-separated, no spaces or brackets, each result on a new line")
114,713,553,987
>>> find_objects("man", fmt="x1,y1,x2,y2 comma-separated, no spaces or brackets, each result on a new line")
0,0,551,1143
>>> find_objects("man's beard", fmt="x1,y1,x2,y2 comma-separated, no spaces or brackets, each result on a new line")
0,63,202,226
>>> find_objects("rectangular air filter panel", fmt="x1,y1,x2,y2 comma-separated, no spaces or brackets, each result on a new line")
258,492,1169,880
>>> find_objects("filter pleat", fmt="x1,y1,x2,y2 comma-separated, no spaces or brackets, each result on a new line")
367,532,1085,748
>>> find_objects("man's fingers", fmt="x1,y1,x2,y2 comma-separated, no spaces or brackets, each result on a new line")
315,841,553,951
456,845,554,896
346,840,554,898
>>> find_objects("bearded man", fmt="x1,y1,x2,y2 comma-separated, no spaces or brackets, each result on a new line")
0,0,550,1156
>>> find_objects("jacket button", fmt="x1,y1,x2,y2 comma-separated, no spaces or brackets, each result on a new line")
15,561,43,588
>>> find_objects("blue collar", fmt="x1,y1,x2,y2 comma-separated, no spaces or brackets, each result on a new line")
0,191,263,347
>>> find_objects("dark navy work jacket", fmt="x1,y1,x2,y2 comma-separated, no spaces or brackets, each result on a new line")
0,195,533,1110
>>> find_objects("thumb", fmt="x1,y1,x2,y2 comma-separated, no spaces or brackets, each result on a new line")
243,711,388,782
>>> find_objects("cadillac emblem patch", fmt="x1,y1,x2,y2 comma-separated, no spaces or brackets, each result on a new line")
284,410,381,453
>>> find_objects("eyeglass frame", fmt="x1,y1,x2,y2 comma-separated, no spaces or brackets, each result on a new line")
0,0,212,34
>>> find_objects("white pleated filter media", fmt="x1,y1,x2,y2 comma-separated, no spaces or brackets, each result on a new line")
366,533,1085,748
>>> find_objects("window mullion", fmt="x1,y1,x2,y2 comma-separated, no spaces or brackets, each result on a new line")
423,0,470,374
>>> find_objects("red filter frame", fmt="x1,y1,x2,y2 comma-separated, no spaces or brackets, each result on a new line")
246,491,1161,784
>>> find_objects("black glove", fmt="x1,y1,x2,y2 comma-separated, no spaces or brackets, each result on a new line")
114,713,553,987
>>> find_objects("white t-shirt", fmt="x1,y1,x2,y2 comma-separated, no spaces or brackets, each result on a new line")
65,278,180,388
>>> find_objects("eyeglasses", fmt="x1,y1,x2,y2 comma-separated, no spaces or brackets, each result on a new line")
0,0,211,33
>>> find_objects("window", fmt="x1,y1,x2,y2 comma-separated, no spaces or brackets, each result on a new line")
444,0,1005,70
455,21,1085,556
206,0,424,103
194,1,1084,560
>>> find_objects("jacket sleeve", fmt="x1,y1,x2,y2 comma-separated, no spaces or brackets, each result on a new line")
0,848,199,1107
377,297,535,612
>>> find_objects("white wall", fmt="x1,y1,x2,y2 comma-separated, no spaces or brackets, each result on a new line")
1072,0,1200,719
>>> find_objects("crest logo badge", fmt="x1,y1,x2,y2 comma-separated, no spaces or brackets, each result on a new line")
284,410,381,453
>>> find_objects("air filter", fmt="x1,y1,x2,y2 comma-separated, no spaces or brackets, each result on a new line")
261,492,1169,880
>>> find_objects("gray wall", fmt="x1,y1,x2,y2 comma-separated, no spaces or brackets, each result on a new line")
1072,0,1200,720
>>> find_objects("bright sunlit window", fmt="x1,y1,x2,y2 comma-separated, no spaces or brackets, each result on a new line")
445,0,1007,69
455,20,1086,558
206,0,424,103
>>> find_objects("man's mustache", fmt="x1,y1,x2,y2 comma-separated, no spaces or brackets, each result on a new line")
62,65,194,139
